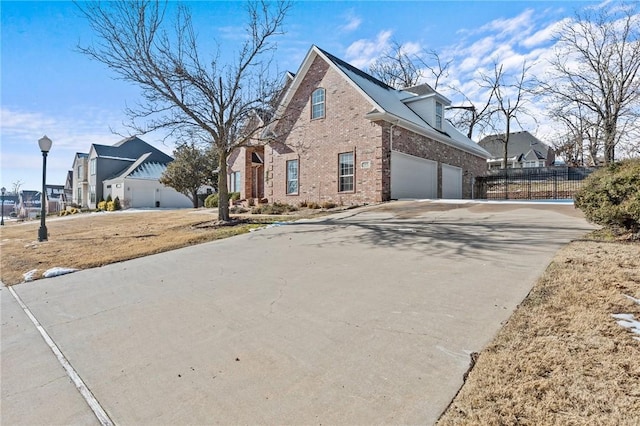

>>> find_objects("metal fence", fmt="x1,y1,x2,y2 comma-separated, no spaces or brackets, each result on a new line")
474,166,599,200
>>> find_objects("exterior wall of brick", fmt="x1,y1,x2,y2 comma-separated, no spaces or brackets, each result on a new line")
389,125,487,198
265,56,385,205
228,146,265,200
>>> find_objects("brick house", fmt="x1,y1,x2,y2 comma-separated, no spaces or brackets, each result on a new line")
229,45,490,204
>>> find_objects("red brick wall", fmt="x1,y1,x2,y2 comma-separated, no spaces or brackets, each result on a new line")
386,124,487,199
265,56,385,205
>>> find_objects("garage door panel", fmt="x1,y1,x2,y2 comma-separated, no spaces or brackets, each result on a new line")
391,151,437,199
442,164,462,199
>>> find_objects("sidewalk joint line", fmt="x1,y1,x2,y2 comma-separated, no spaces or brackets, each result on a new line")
7,285,115,426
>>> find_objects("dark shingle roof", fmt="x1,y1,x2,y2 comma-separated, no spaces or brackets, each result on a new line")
478,131,552,160
92,136,173,164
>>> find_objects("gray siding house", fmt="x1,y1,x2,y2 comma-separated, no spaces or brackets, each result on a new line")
73,136,174,209
478,131,556,170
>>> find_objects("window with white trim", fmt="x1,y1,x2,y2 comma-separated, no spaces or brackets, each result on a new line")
90,158,96,175
435,101,443,129
311,88,325,119
286,159,299,195
338,152,354,192
229,171,241,193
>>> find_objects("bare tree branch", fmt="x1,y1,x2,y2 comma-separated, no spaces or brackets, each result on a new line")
76,0,291,220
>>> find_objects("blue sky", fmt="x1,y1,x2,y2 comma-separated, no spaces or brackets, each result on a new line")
1,0,603,191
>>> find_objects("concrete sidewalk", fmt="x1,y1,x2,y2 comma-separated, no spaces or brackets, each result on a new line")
1,202,594,425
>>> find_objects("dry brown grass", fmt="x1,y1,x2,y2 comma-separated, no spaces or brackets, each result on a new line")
0,209,314,285
438,239,640,425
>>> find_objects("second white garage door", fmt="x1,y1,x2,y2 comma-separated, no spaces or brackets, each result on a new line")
442,164,462,199
391,151,437,199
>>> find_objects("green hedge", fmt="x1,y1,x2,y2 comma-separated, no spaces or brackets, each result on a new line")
574,159,640,234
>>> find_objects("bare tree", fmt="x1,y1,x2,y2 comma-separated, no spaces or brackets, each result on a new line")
76,0,291,221
11,180,23,196
481,61,534,168
539,3,640,165
368,40,451,90
446,87,496,140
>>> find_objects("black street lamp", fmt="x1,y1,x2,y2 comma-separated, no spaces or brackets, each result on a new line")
1,187,5,226
38,135,52,242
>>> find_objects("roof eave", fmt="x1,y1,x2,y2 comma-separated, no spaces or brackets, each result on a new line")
364,111,490,159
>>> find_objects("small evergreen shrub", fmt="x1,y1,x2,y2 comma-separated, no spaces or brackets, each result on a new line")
205,193,219,208
114,196,121,210
230,192,241,201
307,201,321,209
106,194,113,203
574,159,640,235
97,201,107,211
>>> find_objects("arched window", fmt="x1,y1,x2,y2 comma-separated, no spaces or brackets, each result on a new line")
311,88,325,119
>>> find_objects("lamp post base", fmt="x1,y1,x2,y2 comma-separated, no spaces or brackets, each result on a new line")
38,226,48,242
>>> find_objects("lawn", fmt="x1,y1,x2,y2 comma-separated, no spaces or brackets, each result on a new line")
438,238,640,424
0,208,319,285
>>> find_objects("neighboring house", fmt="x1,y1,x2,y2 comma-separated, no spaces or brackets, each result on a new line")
45,184,66,213
1,194,19,217
103,153,192,209
63,170,73,209
478,131,556,170
18,190,42,218
72,136,186,209
228,46,490,204
71,152,89,207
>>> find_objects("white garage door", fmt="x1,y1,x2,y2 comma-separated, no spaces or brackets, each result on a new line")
391,151,437,199
442,164,462,199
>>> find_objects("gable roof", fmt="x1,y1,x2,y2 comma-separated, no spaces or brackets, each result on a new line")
478,131,553,160
105,153,168,181
274,45,489,159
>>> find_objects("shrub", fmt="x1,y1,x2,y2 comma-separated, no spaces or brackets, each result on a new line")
574,159,640,235
205,193,219,208
97,201,107,211
106,194,113,203
251,202,297,215
114,196,121,210
230,192,241,201
307,201,321,209
106,201,116,211
322,201,337,209
299,200,308,208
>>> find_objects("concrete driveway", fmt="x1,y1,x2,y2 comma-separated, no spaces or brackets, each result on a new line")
1,201,594,425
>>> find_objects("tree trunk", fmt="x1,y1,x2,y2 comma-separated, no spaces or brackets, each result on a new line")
192,190,199,208
218,148,230,221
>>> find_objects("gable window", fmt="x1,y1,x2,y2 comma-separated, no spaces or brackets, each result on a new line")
90,158,96,175
229,171,241,193
311,88,325,119
77,188,82,205
78,164,84,180
286,159,299,195
435,102,443,129
338,152,354,192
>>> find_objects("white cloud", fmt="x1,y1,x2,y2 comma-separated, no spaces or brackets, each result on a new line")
478,9,536,39
522,18,569,48
345,30,393,69
340,12,362,32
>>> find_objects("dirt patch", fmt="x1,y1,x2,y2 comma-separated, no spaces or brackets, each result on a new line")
438,240,640,424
